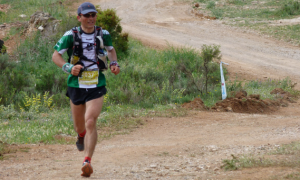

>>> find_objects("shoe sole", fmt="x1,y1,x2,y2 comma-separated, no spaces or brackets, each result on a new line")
76,144,84,151
81,163,93,177
76,136,84,151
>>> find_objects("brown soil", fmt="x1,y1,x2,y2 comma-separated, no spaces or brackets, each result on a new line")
182,89,296,114
182,98,208,111
2,0,300,179
210,88,296,114
0,4,28,54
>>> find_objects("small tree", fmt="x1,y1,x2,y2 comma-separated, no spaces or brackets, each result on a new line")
96,8,129,58
200,44,221,94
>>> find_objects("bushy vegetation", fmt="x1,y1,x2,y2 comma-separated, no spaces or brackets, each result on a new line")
201,44,221,94
96,8,129,58
0,31,68,108
276,0,300,17
104,41,223,107
227,77,299,99
0,35,222,109
0,0,220,110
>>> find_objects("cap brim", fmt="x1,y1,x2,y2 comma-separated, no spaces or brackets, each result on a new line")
81,10,98,15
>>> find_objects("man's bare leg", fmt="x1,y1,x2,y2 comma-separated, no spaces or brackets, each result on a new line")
71,96,104,177
70,101,86,151
84,96,104,158
70,101,86,135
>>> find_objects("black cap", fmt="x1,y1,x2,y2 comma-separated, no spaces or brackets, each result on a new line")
77,2,97,15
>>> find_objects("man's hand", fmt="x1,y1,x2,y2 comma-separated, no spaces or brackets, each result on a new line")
71,64,84,76
110,66,120,75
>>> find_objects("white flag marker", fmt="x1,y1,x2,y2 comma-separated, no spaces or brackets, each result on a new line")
220,61,229,100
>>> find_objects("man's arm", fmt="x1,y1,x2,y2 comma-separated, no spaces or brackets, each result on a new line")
52,50,82,76
52,50,66,68
107,48,120,75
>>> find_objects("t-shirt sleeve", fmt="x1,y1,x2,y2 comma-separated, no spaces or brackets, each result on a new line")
54,30,73,55
102,30,113,46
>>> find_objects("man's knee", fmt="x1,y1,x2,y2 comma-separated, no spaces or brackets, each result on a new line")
85,119,96,130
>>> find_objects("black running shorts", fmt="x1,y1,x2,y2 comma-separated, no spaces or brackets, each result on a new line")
66,86,107,105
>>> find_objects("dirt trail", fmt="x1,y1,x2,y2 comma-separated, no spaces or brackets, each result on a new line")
2,0,300,179
94,0,300,88
2,105,300,179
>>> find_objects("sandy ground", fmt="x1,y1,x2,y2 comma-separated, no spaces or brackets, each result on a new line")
2,0,300,179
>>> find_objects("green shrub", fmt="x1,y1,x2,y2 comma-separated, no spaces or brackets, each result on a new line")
276,1,300,17
0,53,10,70
0,11,5,18
201,44,221,94
0,55,33,106
16,33,66,93
206,1,215,9
96,8,129,58
222,155,239,171
227,79,243,92
211,8,223,19
105,40,222,107
0,31,68,106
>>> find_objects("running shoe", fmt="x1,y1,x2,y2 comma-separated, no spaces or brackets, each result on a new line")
76,134,84,151
81,160,93,177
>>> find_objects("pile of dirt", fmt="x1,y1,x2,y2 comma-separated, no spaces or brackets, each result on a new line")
182,98,208,110
183,88,296,114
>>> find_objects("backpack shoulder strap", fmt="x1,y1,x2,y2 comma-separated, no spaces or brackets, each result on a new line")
71,26,82,46
95,26,103,37
95,26,104,49
70,26,83,57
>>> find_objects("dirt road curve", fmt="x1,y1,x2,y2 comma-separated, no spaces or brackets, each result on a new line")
95,0,300,88
2,0,300,179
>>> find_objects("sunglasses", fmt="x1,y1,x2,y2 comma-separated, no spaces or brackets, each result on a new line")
81,13,96,18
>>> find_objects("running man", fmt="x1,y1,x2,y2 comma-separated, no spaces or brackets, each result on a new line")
52,2,120,177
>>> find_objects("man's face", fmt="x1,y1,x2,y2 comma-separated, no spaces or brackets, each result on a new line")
77,12,97,31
